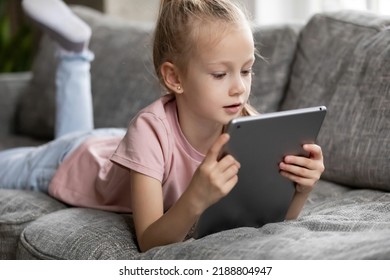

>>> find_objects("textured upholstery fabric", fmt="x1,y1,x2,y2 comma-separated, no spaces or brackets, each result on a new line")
17,208,139,260
250,24,300,113
281,11,390,191
141,180,390,259
0,73,31,139
15,35,57,140
0,190,65,259
0,135,46,150
16,6,160,140
12,180,390,260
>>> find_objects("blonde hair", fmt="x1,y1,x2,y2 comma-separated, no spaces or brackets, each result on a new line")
153,0,258,116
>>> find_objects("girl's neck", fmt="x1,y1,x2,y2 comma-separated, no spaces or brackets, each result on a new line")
176,105,223,155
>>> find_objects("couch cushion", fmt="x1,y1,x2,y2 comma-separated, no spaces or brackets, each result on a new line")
281,11,390,191
17,208,140,260
0,190,66,259
141,180,390,259
250,24,300,113
17,6,160,139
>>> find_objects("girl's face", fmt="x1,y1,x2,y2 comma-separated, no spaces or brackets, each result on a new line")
177,21,255,127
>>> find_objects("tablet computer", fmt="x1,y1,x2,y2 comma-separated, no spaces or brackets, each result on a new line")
194,106,327,238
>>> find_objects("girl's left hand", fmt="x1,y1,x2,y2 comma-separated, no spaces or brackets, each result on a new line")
279,144,325,193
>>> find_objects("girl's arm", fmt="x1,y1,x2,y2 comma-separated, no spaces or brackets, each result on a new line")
284,190,310,220
131,133,240,252
130,171,199,252
279,144,325,220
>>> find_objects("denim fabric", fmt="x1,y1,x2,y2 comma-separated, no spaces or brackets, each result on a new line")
55,49,94,138
0,128,125,193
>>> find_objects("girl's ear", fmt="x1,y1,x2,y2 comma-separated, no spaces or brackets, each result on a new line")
160,62,183,94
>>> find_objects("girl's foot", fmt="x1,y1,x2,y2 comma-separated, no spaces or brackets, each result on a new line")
22,0,91,52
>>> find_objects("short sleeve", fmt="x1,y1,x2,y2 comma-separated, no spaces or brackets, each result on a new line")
110,112,171,183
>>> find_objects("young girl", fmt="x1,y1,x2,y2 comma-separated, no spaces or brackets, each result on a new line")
1,0,324,252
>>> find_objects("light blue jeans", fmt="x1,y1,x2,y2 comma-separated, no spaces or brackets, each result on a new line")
0,50,125,192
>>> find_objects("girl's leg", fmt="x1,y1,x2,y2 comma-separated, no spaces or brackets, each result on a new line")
22,0,94,138
0,128,126,193
0,131,88,192
55,50,94,138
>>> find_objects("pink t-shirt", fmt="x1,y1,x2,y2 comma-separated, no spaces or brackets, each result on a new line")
49,95,204,213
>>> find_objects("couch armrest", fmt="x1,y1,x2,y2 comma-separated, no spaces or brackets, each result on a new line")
0,72,32,136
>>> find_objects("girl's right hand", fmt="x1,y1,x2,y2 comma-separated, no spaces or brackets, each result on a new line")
187,133,241,214
131,133,240,251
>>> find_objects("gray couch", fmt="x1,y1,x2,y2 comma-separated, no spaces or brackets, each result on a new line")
1,6,389,259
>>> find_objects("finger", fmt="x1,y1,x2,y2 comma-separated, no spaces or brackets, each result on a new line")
204,133,230,163
219,169,240,196
281,164,321,181
283,156,313,169
280,171,315,190
283,155,323,172
206,156,240,189
279,162,320,180
218,154,241,172
303,144,323,160
221,161,240,181
224,174,239,193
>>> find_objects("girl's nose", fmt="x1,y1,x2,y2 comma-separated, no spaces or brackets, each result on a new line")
229,75,246,96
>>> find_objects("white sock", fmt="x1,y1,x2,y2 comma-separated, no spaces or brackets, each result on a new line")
22,0,91,52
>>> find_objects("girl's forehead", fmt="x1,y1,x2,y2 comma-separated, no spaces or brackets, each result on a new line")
177,19,254,73
193,20,252,51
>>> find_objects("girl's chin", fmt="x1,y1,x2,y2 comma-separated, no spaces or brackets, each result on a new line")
221,115,238,126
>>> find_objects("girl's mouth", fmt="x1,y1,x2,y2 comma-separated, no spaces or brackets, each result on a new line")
223,103,242,114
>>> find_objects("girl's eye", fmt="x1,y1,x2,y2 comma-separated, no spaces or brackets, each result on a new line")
212,73,226,79
241,68,254,76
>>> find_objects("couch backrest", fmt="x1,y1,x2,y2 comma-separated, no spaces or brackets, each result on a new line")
281,11,390,191
251,24,299,113
15,5,299,140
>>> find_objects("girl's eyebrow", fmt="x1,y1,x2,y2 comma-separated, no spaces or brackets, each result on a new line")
206,56,256,67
